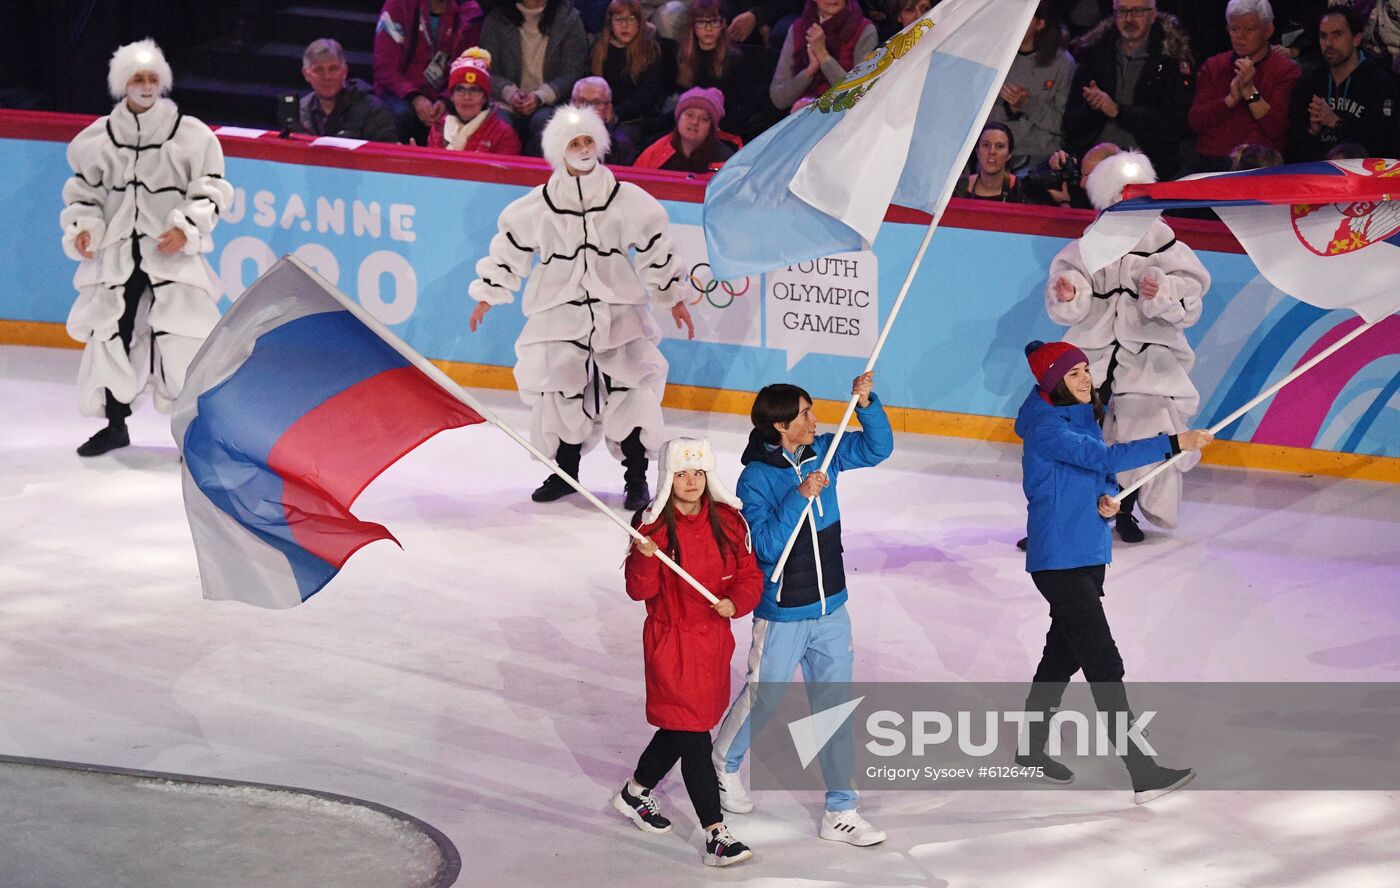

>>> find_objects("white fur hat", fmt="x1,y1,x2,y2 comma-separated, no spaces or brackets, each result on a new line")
108,38,173,100
1085,150,1157,211
541,104,611,171
640,437,743,525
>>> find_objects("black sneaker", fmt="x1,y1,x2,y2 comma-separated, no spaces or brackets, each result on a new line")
77,424,130,457
1115,512,1145,543
704,824,753,867
611,782,672,834
623,479,651,512
1132,764,1195,805
1014,751,1075,784
531,473,577,503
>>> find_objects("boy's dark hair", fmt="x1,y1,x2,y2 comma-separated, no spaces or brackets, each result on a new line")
751,383,812,445
1321,4,1365,37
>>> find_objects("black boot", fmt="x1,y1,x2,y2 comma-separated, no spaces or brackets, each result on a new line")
1014,710,1074,784
532,442,582,502
77,422,130,457
1122,733,1194,805
1115,491,1145,542
619,428,650,512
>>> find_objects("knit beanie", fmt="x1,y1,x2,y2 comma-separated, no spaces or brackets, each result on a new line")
675,87,724,125
448,47,492,94
1025,340,1088,395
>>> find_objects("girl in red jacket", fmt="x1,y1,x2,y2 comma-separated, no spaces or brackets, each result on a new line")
613,437,762,867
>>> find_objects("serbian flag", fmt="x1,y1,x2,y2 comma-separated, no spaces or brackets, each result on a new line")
1094,158,1400,322
701,0,1036,280
172,257,484,608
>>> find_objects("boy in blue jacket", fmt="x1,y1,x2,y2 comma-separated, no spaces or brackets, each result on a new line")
1014,340,1211,804
712,371,893,846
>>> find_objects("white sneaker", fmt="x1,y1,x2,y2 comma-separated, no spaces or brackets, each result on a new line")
716,766,754,814
819,809,886,846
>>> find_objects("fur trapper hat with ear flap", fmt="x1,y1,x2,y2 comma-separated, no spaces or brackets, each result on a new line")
108,38,173,100
640,437,743,525
541,104,611,171
1085,150,1156,211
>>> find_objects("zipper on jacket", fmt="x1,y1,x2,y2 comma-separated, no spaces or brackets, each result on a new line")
779,451,826,612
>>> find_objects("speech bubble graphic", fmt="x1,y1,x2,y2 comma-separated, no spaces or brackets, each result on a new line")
765,251,879,370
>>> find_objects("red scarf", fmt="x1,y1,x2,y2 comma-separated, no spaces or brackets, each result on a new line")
790,0,868,98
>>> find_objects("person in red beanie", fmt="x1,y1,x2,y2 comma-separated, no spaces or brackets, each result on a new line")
1012,340,1212,804
428,48,522,153
634,86,737,173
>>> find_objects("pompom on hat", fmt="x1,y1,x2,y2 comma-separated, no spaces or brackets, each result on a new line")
108,38,172,101
1084,149,1156,211
448,47,492,94
541,104,612,170
1025,340,1089,396
640,438,743,525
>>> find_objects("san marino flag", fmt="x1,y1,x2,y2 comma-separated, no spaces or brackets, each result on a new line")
702,0,1037,281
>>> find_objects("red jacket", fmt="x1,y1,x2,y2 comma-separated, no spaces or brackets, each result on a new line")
374,0,484,102
427,110,522,154
624,500,763,731
1188,49,1300,157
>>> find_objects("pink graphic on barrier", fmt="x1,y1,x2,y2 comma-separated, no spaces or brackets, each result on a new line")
1252,314,1400,449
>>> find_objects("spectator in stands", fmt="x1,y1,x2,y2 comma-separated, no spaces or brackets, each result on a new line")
428,48,523,152
478,0,590,150
1188,0,1301,172
1364,0,1400,70
878,0,931,41
770,0,878,112
296,39,399,142
1229,141,1285,167
728,0,805,50
1022,141,1121,209
570,76,641,163
989,2,1077,173
635,86,736,172
374,0,485,144
1287,4,1399,159
953,123,1027,202
1325,139,1369,156
590,0,674,148
676,0,778,142
1063,1,1195,179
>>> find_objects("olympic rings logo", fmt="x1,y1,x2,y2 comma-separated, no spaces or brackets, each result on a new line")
686,262,752,309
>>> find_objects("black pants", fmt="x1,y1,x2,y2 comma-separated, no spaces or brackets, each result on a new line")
1026,565,1132,719
634,728,721,827
105,243,152,423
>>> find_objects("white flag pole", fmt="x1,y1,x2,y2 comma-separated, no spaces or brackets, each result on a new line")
285,255,720,605
1112,318,1380,502
766,216,939,581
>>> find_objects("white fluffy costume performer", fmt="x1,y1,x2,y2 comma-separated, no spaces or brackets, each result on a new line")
1045,151,1210,530
60,39,232,453
469,106,687,507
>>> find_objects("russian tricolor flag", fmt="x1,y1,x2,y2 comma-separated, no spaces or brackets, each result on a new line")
172,258,484,608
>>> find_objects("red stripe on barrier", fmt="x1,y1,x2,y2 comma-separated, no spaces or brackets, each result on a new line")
0,108,1245,253
267,365,484,567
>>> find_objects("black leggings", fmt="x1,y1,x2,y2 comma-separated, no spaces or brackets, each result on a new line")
1026,565,1132,718
634,729,721,827
106,240,151,423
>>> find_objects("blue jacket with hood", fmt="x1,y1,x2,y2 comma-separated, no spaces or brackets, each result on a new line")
1014,387,1179,573
737,395,893,622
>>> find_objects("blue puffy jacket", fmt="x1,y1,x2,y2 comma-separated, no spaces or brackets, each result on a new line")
1014,387,1178,573
737,395,893,622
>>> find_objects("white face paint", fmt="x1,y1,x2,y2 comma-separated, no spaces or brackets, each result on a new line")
125,71,160,111
565,135,597,172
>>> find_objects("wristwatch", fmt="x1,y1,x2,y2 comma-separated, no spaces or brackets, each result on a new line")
1244,91,1263,105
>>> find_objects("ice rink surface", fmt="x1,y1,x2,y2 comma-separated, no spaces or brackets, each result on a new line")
3,344,1398,887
